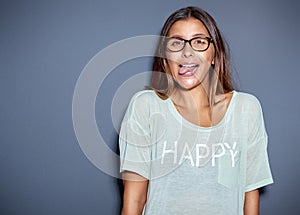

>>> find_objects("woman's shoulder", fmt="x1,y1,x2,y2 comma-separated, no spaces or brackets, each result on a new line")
127,90,164,110
234,90,262,105
233,90,264,112
131,89,157,99
124,90,167,119
130,90,163,104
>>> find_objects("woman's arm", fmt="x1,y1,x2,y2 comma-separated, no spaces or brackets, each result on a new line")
244,189,260,215
121,171,149,215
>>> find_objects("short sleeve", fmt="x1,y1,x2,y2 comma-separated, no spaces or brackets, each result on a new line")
119,92,152,179
245,96,274,192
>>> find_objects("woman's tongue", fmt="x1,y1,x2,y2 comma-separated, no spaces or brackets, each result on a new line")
178,65,198,76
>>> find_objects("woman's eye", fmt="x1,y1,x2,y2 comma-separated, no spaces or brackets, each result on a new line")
172,41,182,46
194,39,206,44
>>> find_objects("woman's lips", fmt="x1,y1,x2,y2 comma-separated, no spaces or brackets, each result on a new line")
178,64,199,77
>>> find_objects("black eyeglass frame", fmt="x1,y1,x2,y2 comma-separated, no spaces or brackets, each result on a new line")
165,36,213,52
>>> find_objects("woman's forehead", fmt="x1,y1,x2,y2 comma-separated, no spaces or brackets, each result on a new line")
167,18,210,38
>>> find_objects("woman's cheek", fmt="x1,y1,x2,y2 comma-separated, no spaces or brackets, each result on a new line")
169,62,179,77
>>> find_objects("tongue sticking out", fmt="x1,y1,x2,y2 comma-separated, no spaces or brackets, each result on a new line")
178,65,198,76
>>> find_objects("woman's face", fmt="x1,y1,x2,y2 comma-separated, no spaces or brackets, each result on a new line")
165,17,215,91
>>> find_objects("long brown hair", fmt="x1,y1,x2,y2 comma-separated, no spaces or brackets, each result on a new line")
151,6,234,99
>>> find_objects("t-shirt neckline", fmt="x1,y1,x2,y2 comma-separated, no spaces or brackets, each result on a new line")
167,90,237,131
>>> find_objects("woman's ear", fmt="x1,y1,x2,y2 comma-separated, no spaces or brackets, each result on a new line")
212,58,215,65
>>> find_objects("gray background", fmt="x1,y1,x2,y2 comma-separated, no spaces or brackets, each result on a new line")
1,0,299,214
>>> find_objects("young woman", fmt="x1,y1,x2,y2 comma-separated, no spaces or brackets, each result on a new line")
119,6,273,215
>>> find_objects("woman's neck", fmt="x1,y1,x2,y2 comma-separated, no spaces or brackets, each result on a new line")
171,85,210,109
169,84,233,127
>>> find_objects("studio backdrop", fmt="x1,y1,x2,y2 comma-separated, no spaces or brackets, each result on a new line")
1,0,299,214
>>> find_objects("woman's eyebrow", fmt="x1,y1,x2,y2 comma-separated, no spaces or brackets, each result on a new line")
167,34,183,38
167,33,209,38
192,33,209,37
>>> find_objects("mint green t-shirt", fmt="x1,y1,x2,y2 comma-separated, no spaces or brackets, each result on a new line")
119,90,273,215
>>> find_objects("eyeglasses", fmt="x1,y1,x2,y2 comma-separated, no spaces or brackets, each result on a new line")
166,36,213,52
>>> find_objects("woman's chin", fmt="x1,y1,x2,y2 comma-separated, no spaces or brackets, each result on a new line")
175,79,201,91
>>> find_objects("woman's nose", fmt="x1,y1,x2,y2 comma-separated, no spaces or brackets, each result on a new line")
182,42,194,58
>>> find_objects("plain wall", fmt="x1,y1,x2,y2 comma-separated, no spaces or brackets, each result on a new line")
1,0,299,214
